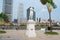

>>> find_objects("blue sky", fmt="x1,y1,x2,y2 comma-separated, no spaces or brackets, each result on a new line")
0,0,60,22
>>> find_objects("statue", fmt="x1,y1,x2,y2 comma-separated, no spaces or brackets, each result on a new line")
26,7,36,37
29,7,34,20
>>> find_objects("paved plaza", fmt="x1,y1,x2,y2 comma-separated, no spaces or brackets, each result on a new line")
0,30,60,40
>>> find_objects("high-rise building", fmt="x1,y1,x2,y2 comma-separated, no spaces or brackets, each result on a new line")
36,17,41,22
3,0,13,22
37,17,38,22
14,19,18,23
27,7,35,21
39,18,41,22
18,3,24,23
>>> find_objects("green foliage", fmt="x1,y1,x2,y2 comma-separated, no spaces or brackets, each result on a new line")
35,24,46,30
35,26,41,30
0,30,6,33
40,0,47,5
0,18,4,25
20,24,27,26
40,0,53,5
10,23,14,26
0,12,9,22
40,23,46,28
40,0,56,9
45,31,58,35
40,24,44,27
53,23,59,26
35,24,39,26
47,0,53,3
47,0,56,8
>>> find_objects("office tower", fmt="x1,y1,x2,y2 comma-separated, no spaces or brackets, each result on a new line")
14,19,18,23
37,17,38,22
3,0,13,22
27,7,35,21
37,17,41,22
39,18,41,22
18,3,24,23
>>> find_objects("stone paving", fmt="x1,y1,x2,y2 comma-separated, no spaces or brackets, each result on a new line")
0,30,60,40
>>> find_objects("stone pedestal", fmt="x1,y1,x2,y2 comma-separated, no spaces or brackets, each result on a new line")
41,28,45,31
26,20,36,37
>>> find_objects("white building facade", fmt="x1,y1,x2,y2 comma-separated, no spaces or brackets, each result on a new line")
3,0,13,22
18,3,24,24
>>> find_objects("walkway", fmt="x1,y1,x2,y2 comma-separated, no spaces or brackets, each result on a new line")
0,30,60,40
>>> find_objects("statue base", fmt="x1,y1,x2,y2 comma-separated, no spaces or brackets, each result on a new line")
26,20,36,37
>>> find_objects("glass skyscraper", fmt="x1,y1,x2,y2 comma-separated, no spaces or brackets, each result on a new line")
3,0,13,22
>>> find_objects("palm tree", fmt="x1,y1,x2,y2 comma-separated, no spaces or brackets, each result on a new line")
40,0,57,8
40,0,57,32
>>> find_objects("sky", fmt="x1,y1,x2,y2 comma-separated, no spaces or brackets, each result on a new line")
0,0,60,22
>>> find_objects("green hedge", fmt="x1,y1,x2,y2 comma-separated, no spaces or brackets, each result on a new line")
20,24,27,26
45,31,58,35
0,30,6,33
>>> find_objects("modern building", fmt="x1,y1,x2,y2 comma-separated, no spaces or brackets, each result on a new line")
36,17,41,22
2,0,13,22
27,7,35,21
39,18,41,22
18,3,24,23
37,17,38,22
14,19,18,23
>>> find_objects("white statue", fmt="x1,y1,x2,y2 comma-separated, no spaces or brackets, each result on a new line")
29,7,33,20
26,7,36,37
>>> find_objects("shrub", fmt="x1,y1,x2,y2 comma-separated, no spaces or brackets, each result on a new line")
0,30,6,33
40,24,46,28
20,24,26,26
45,31,58,35
53,24,59,26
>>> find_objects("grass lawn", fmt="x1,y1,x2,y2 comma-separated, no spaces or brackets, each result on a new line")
45,31,58,35
0,30,6,34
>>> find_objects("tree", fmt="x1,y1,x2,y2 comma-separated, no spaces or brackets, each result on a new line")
0,17,4,25
40,0,57,32
0,12,9,22
40,0,57,9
